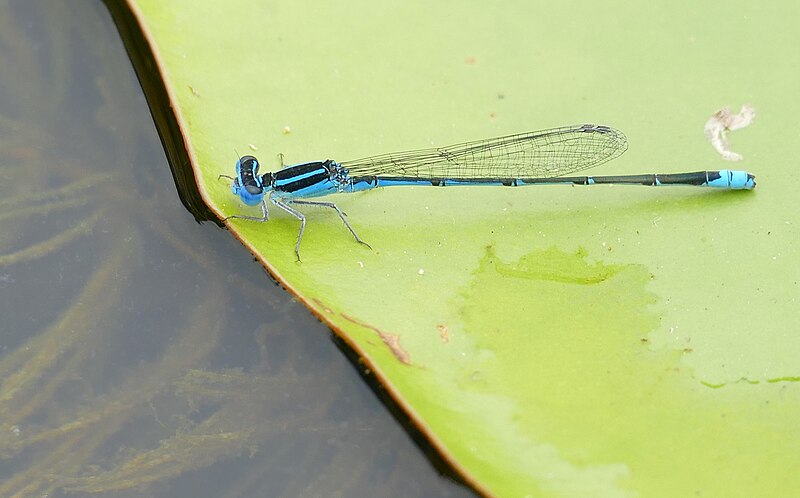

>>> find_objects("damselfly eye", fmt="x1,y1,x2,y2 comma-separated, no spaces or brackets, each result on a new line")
239,155,259,174
230,179,241,195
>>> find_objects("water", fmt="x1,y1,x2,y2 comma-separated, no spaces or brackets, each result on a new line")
0,1,472,496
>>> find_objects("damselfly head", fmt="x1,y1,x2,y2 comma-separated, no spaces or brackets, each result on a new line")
237,155,260,176
231,155,269,205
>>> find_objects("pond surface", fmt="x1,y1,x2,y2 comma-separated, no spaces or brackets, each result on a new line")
0,1,472,496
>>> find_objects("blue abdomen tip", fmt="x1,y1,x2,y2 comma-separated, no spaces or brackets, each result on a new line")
725,170,756,190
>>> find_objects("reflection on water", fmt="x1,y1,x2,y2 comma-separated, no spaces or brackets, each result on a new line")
0,1,470,496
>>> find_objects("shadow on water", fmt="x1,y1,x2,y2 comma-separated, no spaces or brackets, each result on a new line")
0,1,472,496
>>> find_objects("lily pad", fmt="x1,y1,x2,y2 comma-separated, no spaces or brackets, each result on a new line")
125,0,800,496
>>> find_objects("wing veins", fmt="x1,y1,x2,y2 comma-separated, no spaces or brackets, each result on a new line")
341,124,628,180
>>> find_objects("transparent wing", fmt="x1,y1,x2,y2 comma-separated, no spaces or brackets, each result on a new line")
340,124,628,179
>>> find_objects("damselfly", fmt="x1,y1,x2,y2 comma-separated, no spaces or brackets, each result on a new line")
220,124,755,260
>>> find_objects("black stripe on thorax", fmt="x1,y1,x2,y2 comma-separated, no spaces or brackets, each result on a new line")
273,160,334,193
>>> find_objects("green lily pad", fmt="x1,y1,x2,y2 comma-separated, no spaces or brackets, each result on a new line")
126,0,800,495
